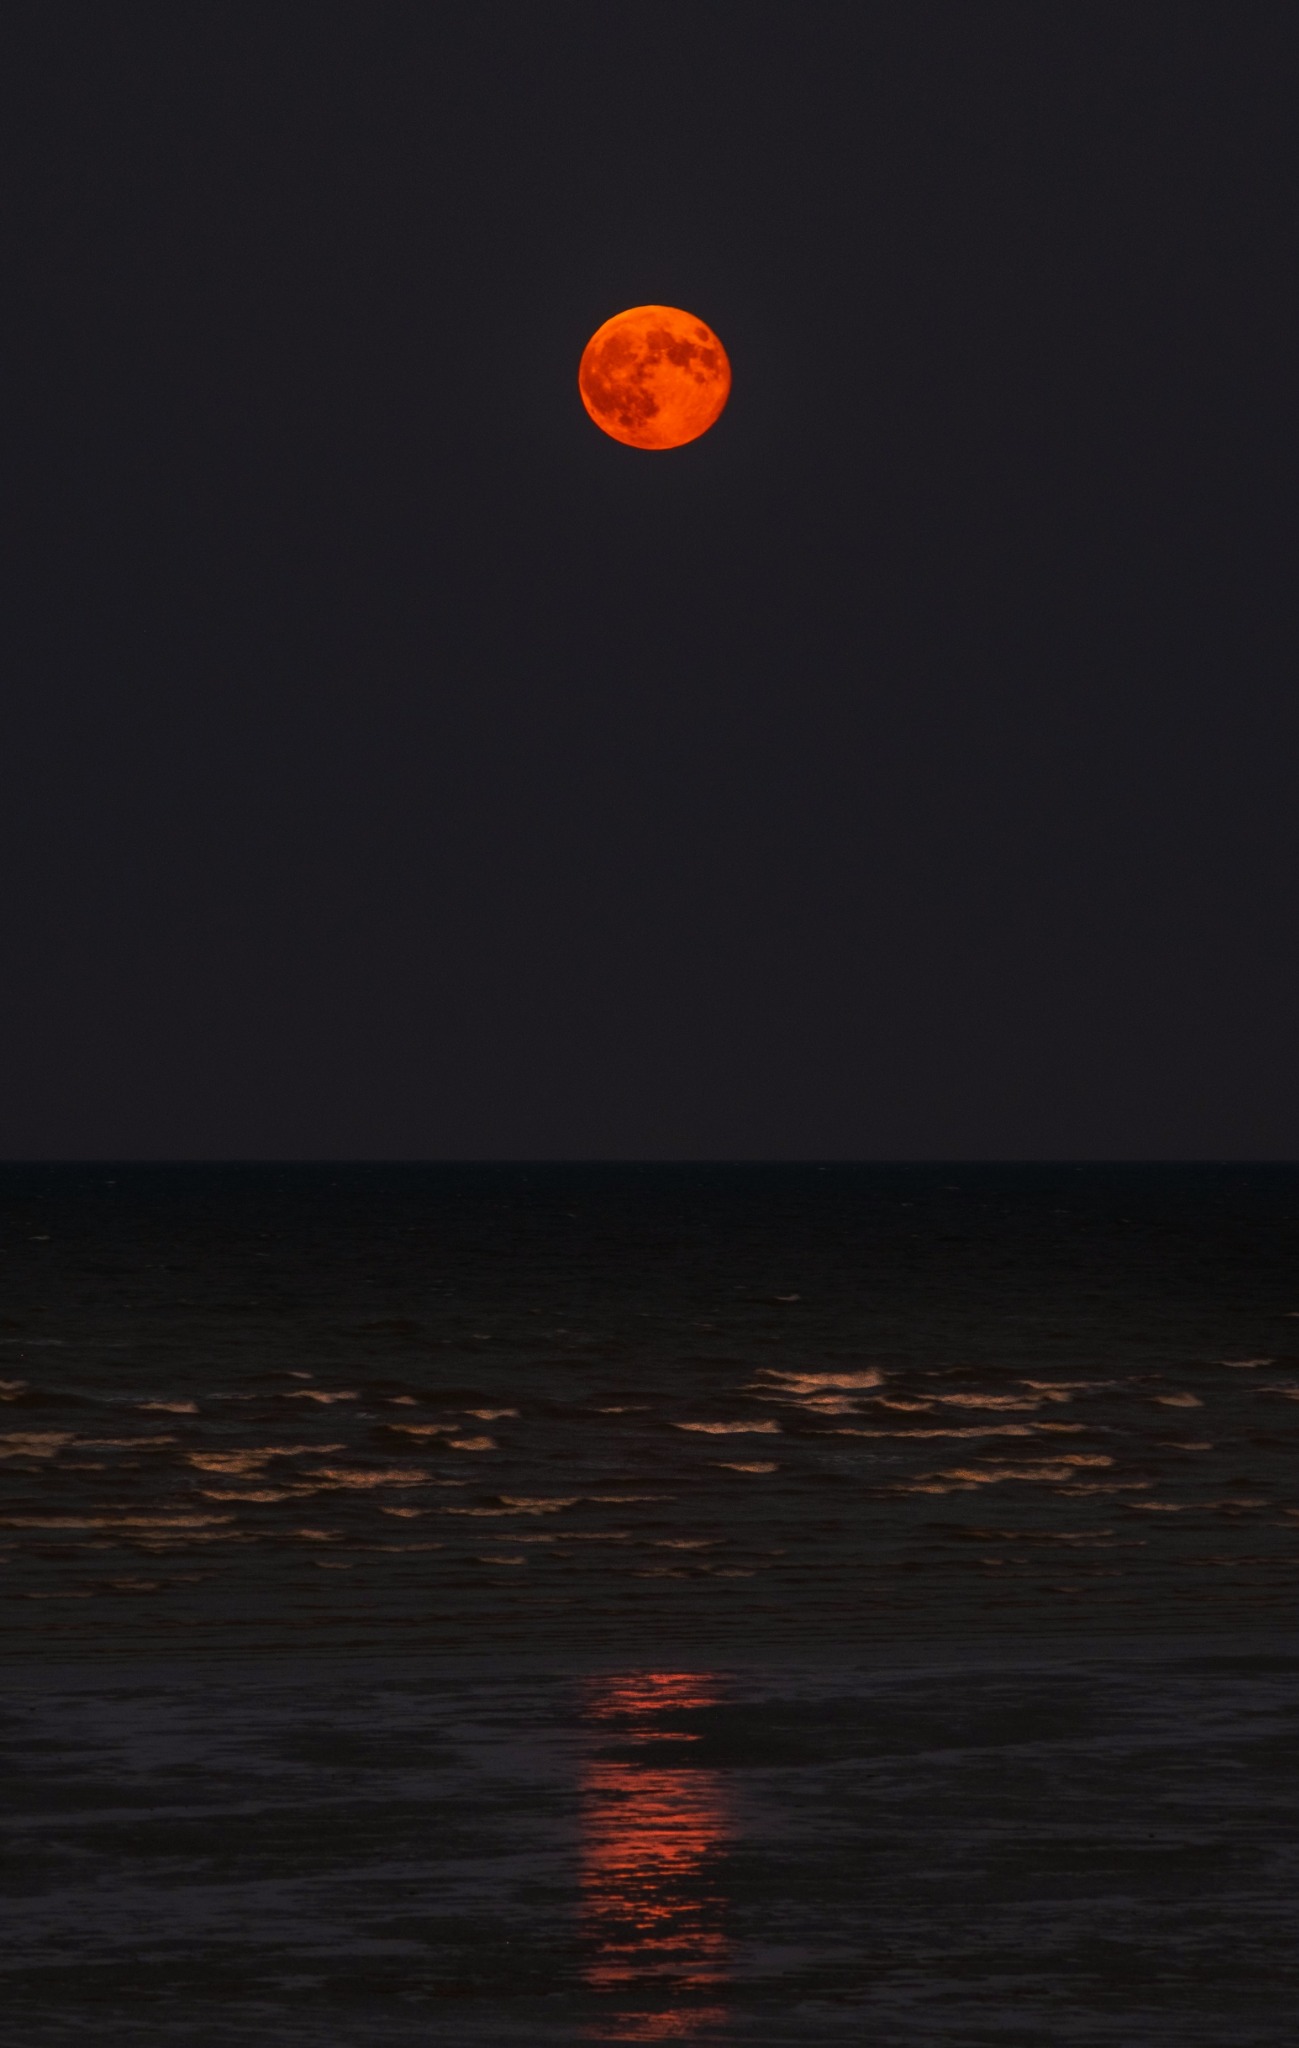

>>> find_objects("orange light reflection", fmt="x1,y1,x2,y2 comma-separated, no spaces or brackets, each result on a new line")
580,1673,731,2038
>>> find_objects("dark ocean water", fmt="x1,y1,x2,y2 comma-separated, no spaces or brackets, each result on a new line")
3,1163,1299,2042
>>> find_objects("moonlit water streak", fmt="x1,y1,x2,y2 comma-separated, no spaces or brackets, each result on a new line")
580,1672,732,2036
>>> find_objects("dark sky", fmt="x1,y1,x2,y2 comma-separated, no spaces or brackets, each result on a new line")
4,3,1295,1159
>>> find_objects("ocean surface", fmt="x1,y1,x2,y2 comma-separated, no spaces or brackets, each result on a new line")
3,1162,1299,2042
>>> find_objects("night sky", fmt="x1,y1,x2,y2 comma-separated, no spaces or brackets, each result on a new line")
5,3,1295,1160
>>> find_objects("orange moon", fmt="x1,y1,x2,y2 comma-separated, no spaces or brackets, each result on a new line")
578,306,731,451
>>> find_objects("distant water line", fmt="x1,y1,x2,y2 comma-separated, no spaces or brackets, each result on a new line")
2,1160,1298,1656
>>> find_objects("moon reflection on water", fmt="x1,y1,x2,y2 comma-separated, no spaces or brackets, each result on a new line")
579,1671,732,2039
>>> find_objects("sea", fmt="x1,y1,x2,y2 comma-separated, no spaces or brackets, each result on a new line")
3,1161,1299,2043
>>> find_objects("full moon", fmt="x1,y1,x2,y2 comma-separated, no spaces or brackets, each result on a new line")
578,306,731,451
